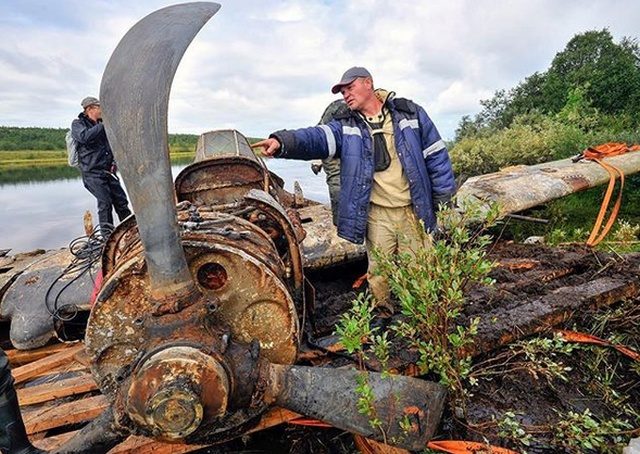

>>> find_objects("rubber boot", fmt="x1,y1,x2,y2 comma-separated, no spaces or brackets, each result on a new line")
0,388,45,454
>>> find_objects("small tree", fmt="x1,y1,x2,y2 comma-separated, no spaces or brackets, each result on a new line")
373,200,500,405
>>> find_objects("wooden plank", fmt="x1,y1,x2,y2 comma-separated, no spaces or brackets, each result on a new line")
6,342,75,367
12,343,84,385
32,431,205,454
247,407,300,434
17,373,97,406
74,347,92,366
24,394,108,435
33,406,302,452
32,431,75,451
110,436,206,454
30,361,88,379
34,431,206,454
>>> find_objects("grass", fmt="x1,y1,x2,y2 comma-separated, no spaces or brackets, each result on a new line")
0,148,196,168
0,148,197,184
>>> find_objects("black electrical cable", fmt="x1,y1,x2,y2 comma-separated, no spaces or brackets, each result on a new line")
44,224,113,340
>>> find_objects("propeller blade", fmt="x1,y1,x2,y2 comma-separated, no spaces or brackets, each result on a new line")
99,2,220,303
268,364,446,451
54,407,128,454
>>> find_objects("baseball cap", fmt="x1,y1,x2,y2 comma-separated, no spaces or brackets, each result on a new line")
331,67,372,94
81,96,100,109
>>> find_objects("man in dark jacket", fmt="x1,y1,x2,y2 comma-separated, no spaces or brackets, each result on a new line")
253,67,456,309
71,96,131,232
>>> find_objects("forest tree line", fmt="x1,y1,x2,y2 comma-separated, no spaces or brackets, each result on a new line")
0,127,199,152
450,29,640,177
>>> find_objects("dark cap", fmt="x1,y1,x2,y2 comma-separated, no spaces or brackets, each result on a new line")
331,67,372,94
81,96,100,109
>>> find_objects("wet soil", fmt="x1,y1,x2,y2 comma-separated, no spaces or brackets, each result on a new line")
209,242,640,453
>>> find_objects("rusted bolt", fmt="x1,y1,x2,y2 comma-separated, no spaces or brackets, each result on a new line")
221,333,229,353
197,262,227,290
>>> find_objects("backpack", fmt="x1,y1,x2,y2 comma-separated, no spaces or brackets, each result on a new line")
65,129,80,168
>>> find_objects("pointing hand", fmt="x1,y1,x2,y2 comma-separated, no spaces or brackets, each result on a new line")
251,138,281,157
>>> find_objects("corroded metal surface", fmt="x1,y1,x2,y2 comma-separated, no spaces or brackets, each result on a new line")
458,152,640,217
126,346,229,440
101,2,221,306
0,249,47,296
1,249,96,350
298,204,366,270
176,131,271,206
175,158,268,206
86,194,300,441
267,364,447,451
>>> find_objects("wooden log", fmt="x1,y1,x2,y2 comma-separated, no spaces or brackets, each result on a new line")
495,258,540,271
12,343,84,384
17,373,97,406
458,152,640,218
467,276,640,357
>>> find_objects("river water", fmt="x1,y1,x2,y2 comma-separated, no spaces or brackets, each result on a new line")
0,159,329,254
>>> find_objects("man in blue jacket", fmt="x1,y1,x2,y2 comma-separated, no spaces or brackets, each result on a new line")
71,96,131,233
253,67,456,311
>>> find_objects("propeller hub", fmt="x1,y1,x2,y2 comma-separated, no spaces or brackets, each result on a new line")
147,388,203,438
126,346,229,440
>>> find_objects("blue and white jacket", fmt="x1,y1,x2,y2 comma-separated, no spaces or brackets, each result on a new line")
271,92,456,244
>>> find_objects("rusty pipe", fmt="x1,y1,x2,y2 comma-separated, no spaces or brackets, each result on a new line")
99,2,220,303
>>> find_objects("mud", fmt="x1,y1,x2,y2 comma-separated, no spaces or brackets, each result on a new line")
212,242,640,453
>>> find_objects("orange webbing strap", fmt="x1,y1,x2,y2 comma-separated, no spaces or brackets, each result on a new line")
556,329,640,362
585,158,624,247
582,142,636,160
581,142,640,247
426,440,520,454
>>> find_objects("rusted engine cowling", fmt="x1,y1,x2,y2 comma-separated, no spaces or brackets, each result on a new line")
86,132,306,443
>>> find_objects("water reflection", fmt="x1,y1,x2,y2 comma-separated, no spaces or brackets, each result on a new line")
0,160,329,253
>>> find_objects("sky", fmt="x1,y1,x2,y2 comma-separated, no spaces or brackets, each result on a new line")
1,1,639,141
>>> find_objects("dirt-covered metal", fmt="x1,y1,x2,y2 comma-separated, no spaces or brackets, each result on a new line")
63,2,449,451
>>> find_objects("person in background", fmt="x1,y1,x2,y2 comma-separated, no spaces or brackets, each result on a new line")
253,67,456,313
71,96,131,234
0,348,45,453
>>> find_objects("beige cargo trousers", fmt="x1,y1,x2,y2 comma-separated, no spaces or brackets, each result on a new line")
365,203,432,308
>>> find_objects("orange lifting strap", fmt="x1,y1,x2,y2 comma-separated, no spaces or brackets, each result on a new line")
579,143,640,247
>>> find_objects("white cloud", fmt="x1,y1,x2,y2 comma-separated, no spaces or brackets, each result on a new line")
1,0,639,139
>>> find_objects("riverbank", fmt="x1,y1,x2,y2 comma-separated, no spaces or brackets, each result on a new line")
0,148,196,168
